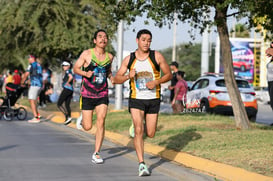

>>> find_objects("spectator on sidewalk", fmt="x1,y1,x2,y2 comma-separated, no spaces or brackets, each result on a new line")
168,62,179,106
171,71,187,113
13,69,21,85
5,71,13,84
39,63,52,108
45,83,58,103
21,55,43,123
57,60,74,125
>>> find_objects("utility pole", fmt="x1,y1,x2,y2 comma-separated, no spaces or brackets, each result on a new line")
201,26,210,75
172,12,177,62
115,0,124,110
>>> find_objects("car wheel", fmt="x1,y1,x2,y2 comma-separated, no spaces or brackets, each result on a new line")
248,115,256,122
200,101,212,113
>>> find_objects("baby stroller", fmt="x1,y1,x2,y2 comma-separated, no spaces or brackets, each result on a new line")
0,83,27,121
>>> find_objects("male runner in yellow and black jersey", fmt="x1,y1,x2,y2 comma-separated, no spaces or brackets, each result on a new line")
114,29,172,177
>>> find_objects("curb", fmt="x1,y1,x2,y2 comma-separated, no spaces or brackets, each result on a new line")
31,107,273,181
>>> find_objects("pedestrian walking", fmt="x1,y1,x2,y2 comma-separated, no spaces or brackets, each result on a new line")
39,63,52,107
113,29,172,176
168,61,180,112
73,29,114,164
57,60,74,125
20,55,43,123
171,71,187,113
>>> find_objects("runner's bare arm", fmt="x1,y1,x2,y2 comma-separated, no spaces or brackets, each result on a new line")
66,73,73,86
20,72,30,86
156,51,172,84
146,51,172,89
73,50,92,78
113,55,133,84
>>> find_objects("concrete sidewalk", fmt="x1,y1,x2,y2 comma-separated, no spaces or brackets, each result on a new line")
38,109,273,181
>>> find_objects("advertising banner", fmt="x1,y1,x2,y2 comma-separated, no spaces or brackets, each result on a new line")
219,38,261,84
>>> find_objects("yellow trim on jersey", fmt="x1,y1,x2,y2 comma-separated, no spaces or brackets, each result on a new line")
79,96,82,109
129,59,137,98
129,57,161,99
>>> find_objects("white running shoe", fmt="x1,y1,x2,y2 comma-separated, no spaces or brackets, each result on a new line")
138,163,150,176
28,117,40,123
92,152,104,164
64,117,72,125
76,114,83,130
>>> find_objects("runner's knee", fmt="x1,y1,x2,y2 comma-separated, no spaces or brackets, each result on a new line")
82,124,92,131
134,126,143,136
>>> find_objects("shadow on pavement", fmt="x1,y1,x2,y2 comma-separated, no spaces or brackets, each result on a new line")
149,128,202,172
102,139,135,161
0,145,18,152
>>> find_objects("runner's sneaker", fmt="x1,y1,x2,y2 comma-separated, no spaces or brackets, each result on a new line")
76,114,83,130
64,117,72,125
28,117,40,123
92,152,104,164
37,113,41,119
138,163,150,176
129,123,134,138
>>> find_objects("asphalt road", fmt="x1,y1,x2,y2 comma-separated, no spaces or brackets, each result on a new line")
256,102,273,125
0,118,216,181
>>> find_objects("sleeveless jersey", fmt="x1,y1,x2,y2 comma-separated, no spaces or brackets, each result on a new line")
81,48,111,98
127,50,161,99
62,69,74,91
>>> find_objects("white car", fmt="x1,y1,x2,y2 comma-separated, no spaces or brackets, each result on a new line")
255,87,270,104
186,73,258,121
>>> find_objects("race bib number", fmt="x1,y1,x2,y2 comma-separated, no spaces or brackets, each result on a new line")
135,71,153,90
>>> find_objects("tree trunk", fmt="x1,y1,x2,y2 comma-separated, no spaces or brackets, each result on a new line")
215,6,250,129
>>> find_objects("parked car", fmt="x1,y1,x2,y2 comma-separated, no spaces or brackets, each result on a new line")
186,73,258,121
187,81,193,91
161,88,170,103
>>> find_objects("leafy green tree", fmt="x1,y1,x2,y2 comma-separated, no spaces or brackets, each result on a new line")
160,43,203,81
103,0,273,129
0,0,117,71
230,23,250,38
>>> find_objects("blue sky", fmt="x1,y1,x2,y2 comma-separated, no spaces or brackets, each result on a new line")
112,11,251,52
113,17,205,52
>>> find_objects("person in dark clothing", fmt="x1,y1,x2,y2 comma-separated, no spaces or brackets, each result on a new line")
168,61,179,105
57,61,74,125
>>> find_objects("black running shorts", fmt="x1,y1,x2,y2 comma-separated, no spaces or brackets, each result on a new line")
81,97,109,110
128,98,160,114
